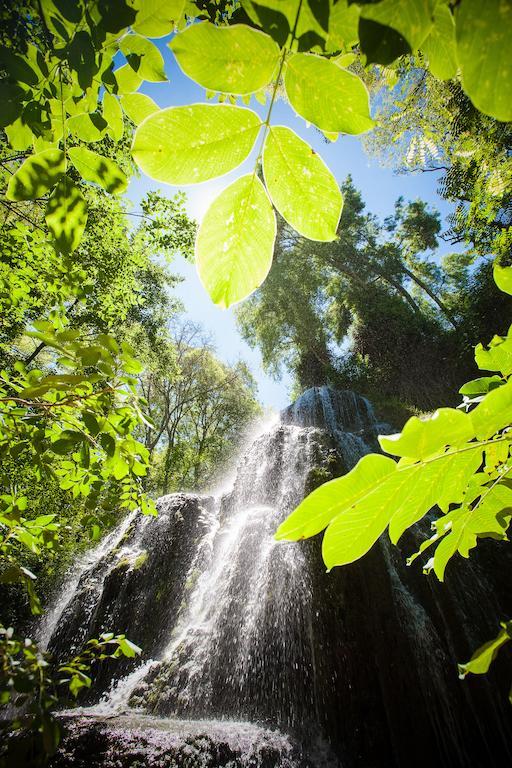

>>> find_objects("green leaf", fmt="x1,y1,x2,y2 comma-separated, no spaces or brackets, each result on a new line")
45,176,88,253
120,93,159,124
284,53,374,134
475,326,512,376
433,486,512,581
117,637,142,657
6,150,65,201
276,453,397,542
170,22,280,95
102,92,124,141
379,408,475,460
420,3,457,81
458,622,512,678
359,0,434,63
68,147,128,194
133,0,185,37
132,104,261,184
196,174,276,308
0,46,39,85
68,113,108,143
494,263,512,296
120,33,167,82
470,378,512,440
455,0,512,122
0,81,25,128
5,117,33,150
263,126,342,241
459,376,503,396
114,63,142,94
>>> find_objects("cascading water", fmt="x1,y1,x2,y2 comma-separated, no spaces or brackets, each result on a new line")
39,388,512,768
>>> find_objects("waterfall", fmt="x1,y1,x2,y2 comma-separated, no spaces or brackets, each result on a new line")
39,388,512,768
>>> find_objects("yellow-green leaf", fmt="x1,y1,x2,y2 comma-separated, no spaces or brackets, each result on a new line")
120,93,159,124
379,408,475,460
470,378,512,440
6,150,65,201
458,622,512,678
120,33,167,82
68,147,128,194
263,126,342,241
133,0,185,37
114,63,142,94
455,0,512,122
68,113,108,143
494,263,512,296
132,104,261,184
196,174,276,308
275,453,397,543
102,92,124,142
421,3,457,81
170,22,281,95
284,53,374,134
45,176,88,253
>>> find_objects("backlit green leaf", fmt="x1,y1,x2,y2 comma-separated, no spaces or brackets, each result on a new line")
475,326,512,376
263,126,342,241
196,174,276,308
494,263,512,296
102,92,124,141
421,3,457,81
360,0,434,61
379,408,475,460
133,0,185,37
114,63,142,94
68,113,108,143
120,33,167,82
6,150,65,201
456,0,512,122
170,22,280,95
132,104,261,184
470,378,512,440
275,453,396,542
120,93,159,124
459,376,503,396
45,176,88,253
458,622,512,678
284,53,374,134
68,147,128,194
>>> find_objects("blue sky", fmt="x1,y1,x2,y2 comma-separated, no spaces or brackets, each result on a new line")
127,39,457,411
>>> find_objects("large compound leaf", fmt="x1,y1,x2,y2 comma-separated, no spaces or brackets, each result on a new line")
276,445,483,569
6,149,65,200
196,174,276,308
120,33,167,82
456,0,512,122
275,454,396,542
68,147,128,194
284,53,373,134
132,0,185,37
263,126,342,241
45,176,88,253
120,93,159,124
132,104,261,184
421,3,457,81
170,22,280,95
